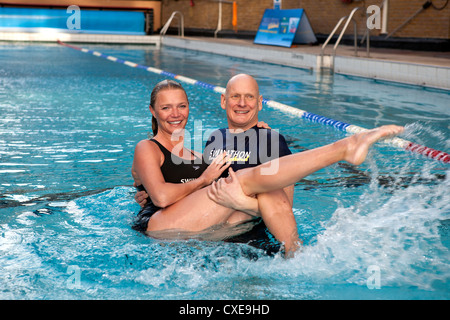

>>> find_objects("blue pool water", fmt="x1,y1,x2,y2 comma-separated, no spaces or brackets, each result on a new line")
0,43,449,300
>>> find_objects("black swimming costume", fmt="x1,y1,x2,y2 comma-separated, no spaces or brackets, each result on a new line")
204,125,292,176
132,139,208,233
134,131,292,256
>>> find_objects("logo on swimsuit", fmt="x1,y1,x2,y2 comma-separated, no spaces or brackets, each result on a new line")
180,178,196,183
165,121,282,175
208,149,251,163
205,127,282,175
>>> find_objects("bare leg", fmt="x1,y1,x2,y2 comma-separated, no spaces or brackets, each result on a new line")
147,125,403,247
226,211,258,224
147,187,236,232
256,190,300,256
236,125,404,196
224,189,300,255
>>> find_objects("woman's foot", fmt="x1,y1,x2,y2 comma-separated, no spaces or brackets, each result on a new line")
344,125,404,165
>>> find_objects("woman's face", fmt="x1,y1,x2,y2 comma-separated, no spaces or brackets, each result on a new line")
150,88,189,136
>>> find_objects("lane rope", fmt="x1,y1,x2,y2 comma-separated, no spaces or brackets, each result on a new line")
57,40,449,164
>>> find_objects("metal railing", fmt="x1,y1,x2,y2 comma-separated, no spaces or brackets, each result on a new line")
320,7,370,69
211,0,234,38
160,11,184,38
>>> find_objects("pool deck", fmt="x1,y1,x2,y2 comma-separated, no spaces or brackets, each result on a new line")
162,36,450,91
0,31,161,47
1,31,449,90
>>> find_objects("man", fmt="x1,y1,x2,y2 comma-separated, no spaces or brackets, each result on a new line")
136,74,300,255
204,74,299,255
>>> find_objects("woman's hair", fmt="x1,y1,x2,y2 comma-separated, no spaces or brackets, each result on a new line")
150,80,188,136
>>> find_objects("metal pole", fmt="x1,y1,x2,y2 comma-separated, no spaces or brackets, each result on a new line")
385,1,432,39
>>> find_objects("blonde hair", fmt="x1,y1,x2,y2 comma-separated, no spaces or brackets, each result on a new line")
149,80,188,136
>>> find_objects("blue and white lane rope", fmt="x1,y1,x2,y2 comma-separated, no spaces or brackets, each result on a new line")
57,40,449,164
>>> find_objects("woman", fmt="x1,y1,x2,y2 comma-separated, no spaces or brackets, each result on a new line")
132,80,404,255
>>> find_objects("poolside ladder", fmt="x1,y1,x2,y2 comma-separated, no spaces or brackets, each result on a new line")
319,7,371,71
160,11,184,39
212,0,235,38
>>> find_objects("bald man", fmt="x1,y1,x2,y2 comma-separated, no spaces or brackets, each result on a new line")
135,74,300,255
204,74,299,255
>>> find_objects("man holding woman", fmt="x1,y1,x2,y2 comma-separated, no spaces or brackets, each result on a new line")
132,74,403,257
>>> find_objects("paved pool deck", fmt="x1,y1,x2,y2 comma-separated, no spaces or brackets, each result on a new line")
1,31,448,90
162,36,450,90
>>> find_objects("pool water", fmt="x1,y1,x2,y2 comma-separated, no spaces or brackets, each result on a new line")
0,43,449,300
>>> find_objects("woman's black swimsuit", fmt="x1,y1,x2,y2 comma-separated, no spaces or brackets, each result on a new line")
132,139,208,232
132,139,281,255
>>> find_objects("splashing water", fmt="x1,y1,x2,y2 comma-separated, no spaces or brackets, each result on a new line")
2,161,447,299
297,173,449,291
1,43,449,300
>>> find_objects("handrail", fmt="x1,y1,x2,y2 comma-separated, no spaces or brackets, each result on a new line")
320,6,371,67
160,11,184,38
321,16,347,56
212,0,234,38
333,7,362,56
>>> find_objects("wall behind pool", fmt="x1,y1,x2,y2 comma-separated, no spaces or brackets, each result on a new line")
0,7,146,35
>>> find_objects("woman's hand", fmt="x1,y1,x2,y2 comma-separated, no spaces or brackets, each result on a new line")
200,151,231,186
207,167,260,216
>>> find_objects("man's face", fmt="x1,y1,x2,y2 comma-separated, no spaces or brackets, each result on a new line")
221,75,262,131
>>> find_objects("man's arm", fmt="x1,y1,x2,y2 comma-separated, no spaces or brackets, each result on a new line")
134,186,148,207
208,172,261,217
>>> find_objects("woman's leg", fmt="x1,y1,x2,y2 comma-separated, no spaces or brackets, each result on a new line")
235,125,403,196
147,125,403,239
147,187,299,251
147,187,239,232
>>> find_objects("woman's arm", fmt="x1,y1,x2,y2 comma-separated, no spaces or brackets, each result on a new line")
132,140,230,208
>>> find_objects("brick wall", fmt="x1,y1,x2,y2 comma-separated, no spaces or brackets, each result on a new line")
161,0,274,31
161,0,450,39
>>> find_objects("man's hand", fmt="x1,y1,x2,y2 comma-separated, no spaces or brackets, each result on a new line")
133,182,148,208
256,121,271,129
207,167,260,216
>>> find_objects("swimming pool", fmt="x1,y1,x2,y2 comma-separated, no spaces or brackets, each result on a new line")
0,42,448,300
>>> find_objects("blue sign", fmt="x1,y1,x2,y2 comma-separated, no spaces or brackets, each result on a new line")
254,9,317,48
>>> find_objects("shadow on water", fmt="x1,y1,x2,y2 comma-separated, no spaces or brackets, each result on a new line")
0,187,122,218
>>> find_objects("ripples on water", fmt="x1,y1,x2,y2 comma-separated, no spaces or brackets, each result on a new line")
0,44,448,299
